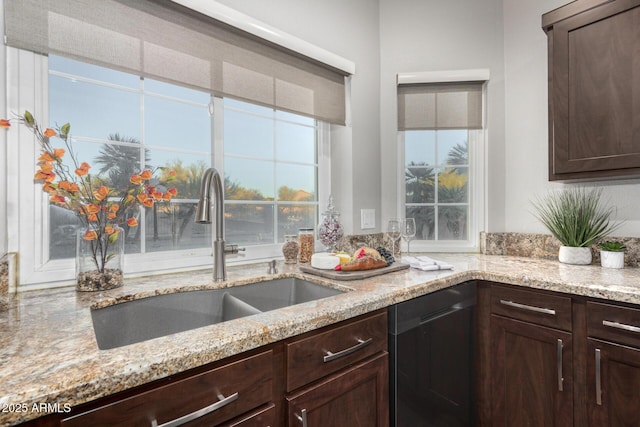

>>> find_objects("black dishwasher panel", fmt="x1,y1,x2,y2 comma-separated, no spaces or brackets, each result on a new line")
388,281,476,427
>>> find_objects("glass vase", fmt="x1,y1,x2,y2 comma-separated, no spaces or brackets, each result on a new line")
317,196,343,252
76,227,125,292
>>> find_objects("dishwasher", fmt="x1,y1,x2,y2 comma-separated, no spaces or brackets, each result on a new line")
388,281,476,427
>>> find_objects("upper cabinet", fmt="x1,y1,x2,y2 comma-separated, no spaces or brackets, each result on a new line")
543,0,640,181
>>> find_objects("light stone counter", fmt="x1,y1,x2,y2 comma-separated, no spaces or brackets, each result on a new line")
2,253,640,425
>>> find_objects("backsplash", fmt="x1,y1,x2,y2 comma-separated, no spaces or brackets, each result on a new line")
481,232,640,267
334,232,386,254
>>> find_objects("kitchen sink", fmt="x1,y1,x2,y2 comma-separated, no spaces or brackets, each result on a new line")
91,277,346,350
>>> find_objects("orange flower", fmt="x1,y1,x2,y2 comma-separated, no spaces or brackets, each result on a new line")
130,174,142,185
104,225,116,235
167,187,178,197
169,170,176,177
84,204,100,215
93,185,110,201
39,162,54,173
53,148,65,159
42,182,56,194
75,162,90,177
83,229,98,241
151,191,163,201
0,119,10,128
140,170,153,180
127,217,138,227
88,213,98,222
162,192,172,201
50,194,66,205
142,198,154,208
137,193,148,204
58,181,79,193
107,212,116,220
43,128,57,138
38,152,55,163
34,169,56,183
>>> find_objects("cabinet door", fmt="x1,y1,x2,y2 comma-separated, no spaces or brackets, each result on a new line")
587,338,640,426
547,0,640,180
491,315,573,426
286,352,389,427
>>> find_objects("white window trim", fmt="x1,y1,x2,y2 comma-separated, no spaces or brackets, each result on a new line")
7,49,331,290
397,78,488,253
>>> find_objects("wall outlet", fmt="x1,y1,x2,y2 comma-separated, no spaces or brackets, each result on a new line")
360,209,375,229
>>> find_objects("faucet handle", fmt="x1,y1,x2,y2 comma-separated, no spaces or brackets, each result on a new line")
224,244,246,255
268,260,278,274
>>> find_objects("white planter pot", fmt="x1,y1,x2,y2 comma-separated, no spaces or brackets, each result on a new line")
558,246,592,265
600,250,625,269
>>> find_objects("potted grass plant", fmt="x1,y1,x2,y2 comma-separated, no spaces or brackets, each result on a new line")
598,241,626,269
532,187,621,265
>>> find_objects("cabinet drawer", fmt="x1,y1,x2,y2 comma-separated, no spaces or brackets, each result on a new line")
62,350,274,427
285,310,387,392
587,301,640,348
220,403,276,427
491,285,572,331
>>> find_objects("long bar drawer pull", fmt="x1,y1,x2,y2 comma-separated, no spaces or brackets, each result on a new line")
602,320,640,333
557,339,564,392
499,299,556,315
595,349,602,406
151,392,239,427
323,337,373,363
295,409,308,427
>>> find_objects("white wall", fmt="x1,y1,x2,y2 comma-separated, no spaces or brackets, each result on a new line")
503,0,640,237
212,0,382,234
378,0,506,232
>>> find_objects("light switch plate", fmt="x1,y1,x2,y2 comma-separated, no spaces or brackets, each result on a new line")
360,209,375,229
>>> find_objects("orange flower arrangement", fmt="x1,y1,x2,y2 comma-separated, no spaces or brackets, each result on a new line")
2,111,178,283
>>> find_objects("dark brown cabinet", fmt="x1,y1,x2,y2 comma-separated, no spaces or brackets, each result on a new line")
286,353,389,427
480,282,640,427
586,301,640,426
543,0,640,180
61,349,276,427
284,310,389,427
488,284,573,426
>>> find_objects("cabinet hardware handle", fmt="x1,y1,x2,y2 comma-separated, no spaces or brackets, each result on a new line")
602,320,640,333
499,299,556,315
150,391,239,427
595,349,602,406
295,409,308,427
323,337,373,363
557,339,564,392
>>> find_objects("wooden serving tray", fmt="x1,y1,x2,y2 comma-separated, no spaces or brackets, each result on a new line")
299,262,409,281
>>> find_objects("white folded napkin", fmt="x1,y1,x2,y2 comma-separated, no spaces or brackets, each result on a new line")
401,256,453,271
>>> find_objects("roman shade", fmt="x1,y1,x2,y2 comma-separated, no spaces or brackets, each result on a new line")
4,0,349,125
397,82,484,130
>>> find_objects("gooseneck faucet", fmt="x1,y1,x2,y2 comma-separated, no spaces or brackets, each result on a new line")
195,167,244,282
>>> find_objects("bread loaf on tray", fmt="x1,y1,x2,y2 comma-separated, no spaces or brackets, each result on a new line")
334,247,388,271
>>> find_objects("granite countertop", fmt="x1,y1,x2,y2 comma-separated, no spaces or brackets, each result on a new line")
2,253,640,426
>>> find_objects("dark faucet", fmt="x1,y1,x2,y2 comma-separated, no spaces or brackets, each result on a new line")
195,167,244,282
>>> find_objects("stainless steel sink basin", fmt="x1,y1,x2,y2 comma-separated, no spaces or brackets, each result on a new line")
91,278,345,350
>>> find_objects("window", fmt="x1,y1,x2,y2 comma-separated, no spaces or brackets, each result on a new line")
48,55,213,260
8,52,325,287
398,76,487,251
404,129,472,241
223,99,319,247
